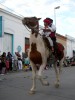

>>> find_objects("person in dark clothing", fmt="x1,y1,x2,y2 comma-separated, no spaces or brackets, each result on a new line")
7,52,12,71
1,52,6,74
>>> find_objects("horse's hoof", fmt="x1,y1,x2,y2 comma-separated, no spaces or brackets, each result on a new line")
46,82,49,86
55,83,60,88
29,90,36,94
42,82,49,86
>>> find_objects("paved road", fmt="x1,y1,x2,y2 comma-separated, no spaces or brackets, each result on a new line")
0,66,75,100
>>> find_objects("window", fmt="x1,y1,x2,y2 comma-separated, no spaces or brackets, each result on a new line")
25,37,29,45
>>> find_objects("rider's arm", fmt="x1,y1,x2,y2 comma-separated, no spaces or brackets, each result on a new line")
43,24,56,32
49,24,56,32
43,27,50,37
41,30,45,35
43,26,51,32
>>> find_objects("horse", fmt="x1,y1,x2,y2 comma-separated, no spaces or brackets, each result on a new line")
22,17,65,94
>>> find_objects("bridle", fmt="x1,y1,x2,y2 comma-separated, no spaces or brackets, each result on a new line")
23,17,43,33
24,24,38,32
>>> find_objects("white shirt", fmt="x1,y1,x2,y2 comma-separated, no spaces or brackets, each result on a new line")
42,24,56,37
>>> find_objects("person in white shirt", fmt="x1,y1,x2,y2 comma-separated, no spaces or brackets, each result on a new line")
42,18,56,52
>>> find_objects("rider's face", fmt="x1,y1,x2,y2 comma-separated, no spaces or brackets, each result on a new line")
44,22,48,26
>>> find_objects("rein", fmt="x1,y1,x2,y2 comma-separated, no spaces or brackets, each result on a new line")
24,23,43,33
24,25,31,32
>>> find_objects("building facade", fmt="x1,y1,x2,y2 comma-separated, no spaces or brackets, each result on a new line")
56,33,67,49
56,33,75,58
0,8,30,55
66,35,75,57
56,33,67,56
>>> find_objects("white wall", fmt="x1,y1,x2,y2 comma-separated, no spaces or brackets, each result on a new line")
67,39,73,57
66,35,75,58
0,8,30,55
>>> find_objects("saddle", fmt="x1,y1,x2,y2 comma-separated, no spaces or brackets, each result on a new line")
43,36,64,60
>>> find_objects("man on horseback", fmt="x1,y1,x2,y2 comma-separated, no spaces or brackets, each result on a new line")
42,18,56,52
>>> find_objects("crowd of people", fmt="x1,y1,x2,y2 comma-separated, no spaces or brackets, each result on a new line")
0,52,15,75
0,51,31,75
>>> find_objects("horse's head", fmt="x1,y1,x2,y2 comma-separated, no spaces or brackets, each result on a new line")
22,17,41,32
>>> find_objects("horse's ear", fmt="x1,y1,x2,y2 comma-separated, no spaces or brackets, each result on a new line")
37,18,41,20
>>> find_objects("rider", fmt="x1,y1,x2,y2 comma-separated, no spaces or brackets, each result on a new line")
43,18,56,52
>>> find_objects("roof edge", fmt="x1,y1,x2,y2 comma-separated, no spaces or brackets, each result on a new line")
0,8,24,20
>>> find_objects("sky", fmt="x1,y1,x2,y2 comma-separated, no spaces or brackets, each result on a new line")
0,0,75,38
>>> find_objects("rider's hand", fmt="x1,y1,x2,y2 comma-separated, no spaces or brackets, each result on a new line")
43,29,51,32
43,29,46,32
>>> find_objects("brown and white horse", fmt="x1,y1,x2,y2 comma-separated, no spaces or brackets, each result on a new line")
22,17,64,94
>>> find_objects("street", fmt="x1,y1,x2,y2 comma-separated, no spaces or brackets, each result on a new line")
0,66,75,100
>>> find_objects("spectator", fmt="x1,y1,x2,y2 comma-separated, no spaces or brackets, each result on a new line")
15,52,22,70
23,56,30,71
7,52,12,71
13,52,18,71
1,52,6,75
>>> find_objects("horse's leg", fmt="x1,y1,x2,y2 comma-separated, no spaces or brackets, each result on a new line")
54,62,60,88
59,57,64,73
38,63,49,86
29,62,37,94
